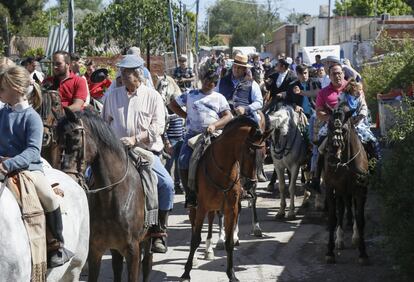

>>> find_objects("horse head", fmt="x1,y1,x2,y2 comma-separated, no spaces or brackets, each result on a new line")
268,106,292,136
327,102,353,164
56,107,89,177
39,90,63,148
156,74,182,105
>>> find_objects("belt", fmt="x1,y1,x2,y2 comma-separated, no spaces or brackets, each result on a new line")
151,150,161,156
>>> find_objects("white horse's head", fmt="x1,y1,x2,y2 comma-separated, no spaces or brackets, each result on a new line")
156,74,181,104
268,106,298,136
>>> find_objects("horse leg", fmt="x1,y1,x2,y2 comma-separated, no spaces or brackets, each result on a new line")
125,241,141,282
87,246,105,282
335,197,345,250
204,211,215,260
224,202,240,282
275,167,286,219
345,195,353,230
141,239,153,282
325,186,337,264
355,194,369,264
287,166,300,220
250,184,262,237
181,207,206,281
216,212,225,250
110,249,124,282
233,201,241,246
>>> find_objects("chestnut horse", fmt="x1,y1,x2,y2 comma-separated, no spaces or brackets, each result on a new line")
57,108,152,282
323,103,369,264
38,90,64,169
181,116,271,282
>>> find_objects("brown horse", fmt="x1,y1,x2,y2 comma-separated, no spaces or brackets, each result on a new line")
38,90,64,168
181,116,271,282
56,108,152,282
323,103,369,265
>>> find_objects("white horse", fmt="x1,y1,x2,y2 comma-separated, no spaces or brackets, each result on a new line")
0,160,89,282
268,106,311,220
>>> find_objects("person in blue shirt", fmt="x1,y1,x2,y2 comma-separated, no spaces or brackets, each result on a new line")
168,68,232,208
216,53,263,123
0,66,73,268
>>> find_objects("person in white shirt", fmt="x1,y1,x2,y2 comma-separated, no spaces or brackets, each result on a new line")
101,55,174,253
21,57,44,83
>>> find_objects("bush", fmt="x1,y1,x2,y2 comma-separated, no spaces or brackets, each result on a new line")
23,47,45,58
373,99,414,280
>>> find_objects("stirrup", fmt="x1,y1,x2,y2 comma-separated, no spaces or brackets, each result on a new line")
48,247,74,268
151,237,168,253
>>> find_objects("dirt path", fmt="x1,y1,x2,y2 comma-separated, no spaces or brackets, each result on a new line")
80,164,396,281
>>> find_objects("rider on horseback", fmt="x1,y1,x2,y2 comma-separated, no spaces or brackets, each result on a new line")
168,67,233,208
173,55,194,92
0,66,73,268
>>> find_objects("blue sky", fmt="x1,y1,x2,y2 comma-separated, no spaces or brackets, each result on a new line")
46,0,335,23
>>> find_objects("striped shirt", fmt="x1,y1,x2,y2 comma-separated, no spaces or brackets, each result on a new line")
165,114,185,140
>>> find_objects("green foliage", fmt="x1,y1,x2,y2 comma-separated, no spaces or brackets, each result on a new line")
76,0,179,55
199,33,225,47
373,99,414,280
57,0,103,13
286,12,310,25
334,0,412,16
361,34,414,105
23,47,45,58
206,0,281,48
0,0,46,27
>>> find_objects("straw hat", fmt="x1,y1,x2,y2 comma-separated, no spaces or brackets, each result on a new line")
232,54,252,68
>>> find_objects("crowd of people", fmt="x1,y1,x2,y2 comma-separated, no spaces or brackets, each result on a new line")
0,46,381,269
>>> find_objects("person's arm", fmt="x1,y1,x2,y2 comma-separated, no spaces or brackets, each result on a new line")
2,113,43,172
316,107,330,122
207,110,232,133
70,76,88,111
68,99,84,111
247,81,263,112
168,98,187,119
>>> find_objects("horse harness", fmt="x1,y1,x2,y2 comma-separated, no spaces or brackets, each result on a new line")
40,91,63,148
203,131,266,194
61,119,130,194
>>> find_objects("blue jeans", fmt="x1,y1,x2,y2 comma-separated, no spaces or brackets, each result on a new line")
152,155,174,211
164,138,183,187
178,132,198,170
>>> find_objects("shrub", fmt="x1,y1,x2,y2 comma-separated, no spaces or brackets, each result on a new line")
373,99,414,280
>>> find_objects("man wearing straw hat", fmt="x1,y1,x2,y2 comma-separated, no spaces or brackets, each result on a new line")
216,53,263,123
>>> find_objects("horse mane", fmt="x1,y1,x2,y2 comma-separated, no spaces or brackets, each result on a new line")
58,109,124,156
39,90,52,120
222,115,259,133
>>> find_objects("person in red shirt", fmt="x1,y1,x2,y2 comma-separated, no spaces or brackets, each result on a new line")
84,60,111,101
43,51,88,111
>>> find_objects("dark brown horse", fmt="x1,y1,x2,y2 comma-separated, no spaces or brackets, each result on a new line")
56,108,152,282
323,103,369,265
181,116,271,282
38,90,64,168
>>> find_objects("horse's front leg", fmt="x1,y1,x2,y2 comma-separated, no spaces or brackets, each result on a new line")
325,185,337,264
250,184,262,237
335,196,345,250
204,211,215,260
216,212,225,250
275,167,287,219
181,207,206,282
355,193,369,265
110,249,124,282
141,239,153,282
287,165,300,220
224,198,240,282
87,244,105,282
125,241,141,282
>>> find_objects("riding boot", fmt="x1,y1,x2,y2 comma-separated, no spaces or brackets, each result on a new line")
45,207,74,268
179,169,197,208
151,210,169,253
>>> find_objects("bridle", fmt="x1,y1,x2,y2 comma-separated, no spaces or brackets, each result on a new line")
204,129,265,193
40,91,63,148
61,119,130,193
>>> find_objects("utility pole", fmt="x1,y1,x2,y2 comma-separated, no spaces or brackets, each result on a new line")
327,0,331,45
68,0,75,53
195,0,200,54
168,0,178,68
4,17,10,56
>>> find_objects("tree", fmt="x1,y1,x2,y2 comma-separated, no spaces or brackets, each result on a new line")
75,0,181,55
286,12,310,25
0,0,46,27
334,0,412,16
57,0,103,13
205,0,281,48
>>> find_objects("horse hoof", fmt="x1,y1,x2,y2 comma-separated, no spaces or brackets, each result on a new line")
181,276,191,282
253,228,263,237
325,255,336,264
275,212,285,220
358,256,369,266
216,240,225,250
230,278,240,282
204,251,214,260
287,212,296,220
335,241,345,250
352,238,360,248
192,256,198,267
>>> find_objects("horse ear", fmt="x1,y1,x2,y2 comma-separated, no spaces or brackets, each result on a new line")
63,107,78,122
